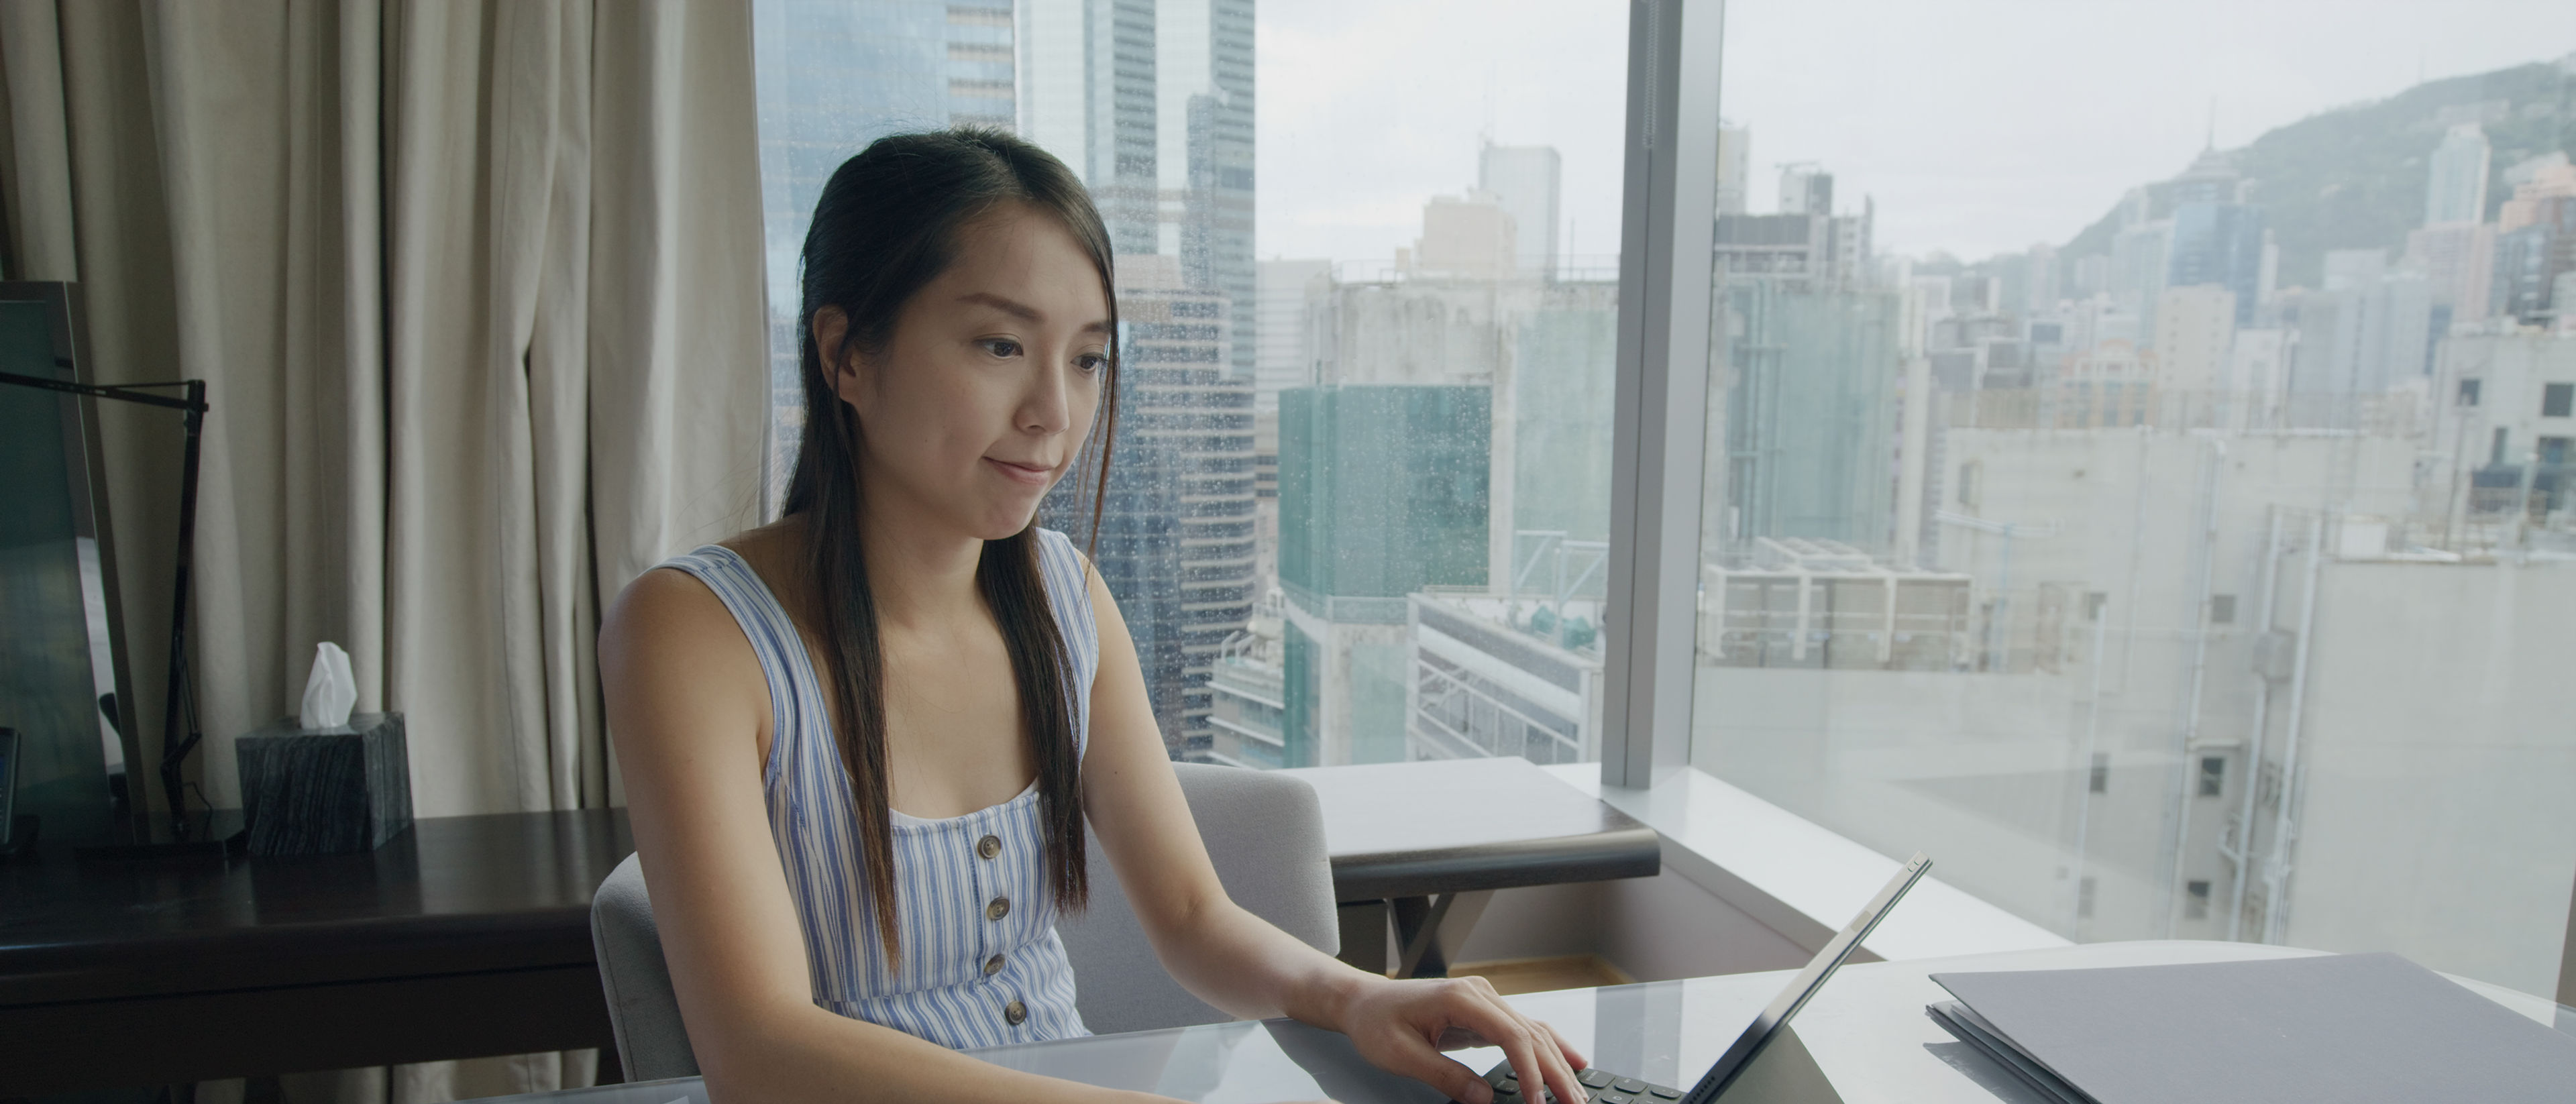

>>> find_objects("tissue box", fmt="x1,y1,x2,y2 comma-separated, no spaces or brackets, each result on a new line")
234,712,414,856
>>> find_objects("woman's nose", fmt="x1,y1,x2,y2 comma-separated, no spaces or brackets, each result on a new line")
1021,364,1072,434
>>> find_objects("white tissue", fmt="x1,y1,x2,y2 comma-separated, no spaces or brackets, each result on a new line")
299,641,357,729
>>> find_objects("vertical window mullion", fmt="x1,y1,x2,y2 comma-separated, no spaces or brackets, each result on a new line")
1601,0,1724,788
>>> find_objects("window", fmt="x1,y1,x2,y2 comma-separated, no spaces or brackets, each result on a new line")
753,0,1625,768
756,0,2576,1004
1684,7,2576,1002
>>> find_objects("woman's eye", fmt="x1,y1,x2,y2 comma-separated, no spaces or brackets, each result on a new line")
983,338,1023,358
1075,353,1108,375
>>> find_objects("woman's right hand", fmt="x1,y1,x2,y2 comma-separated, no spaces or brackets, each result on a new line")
1325,974,1589,1104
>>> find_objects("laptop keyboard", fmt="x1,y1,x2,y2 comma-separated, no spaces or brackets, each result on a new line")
1464,1060,1687,1104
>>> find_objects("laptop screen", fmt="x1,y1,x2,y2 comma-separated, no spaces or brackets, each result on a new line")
1680,852,1933,1104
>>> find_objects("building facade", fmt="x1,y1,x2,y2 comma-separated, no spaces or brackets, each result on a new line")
1277,384,1491,766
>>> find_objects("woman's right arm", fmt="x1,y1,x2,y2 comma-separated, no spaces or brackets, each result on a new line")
600,567,1163,1104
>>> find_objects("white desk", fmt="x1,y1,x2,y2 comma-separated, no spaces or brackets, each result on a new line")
474,941,2576,1103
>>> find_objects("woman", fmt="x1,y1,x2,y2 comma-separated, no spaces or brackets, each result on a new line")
598,128,1590,1104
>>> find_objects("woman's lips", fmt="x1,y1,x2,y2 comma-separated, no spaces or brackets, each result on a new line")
985,457,1055,486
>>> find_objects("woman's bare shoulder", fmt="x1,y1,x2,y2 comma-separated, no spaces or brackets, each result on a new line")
599,554,769,752
602,522,788,677
606,519,796,638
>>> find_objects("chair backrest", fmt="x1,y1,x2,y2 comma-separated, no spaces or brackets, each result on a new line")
590,852,701,1081
588,762,1338,1073
1055,762,1339,1034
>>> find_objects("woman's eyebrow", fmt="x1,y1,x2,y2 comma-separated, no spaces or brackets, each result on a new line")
958,291,1044,321
958,292,1110,334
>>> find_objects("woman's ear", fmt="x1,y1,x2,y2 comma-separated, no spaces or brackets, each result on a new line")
811,306,868,413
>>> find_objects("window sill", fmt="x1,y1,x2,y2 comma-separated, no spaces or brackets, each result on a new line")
1543,763,2069,961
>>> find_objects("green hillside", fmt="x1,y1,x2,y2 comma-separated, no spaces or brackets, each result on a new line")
2059,56,2576,290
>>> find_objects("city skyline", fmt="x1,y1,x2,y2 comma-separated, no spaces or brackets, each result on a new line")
1255,1,2576,265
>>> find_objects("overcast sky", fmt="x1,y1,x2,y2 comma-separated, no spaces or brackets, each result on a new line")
1254,1,2576,268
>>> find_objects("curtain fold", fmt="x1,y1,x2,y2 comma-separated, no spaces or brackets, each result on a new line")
0,0,765,1095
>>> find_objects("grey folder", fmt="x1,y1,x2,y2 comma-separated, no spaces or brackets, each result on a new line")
1929,952,2576,1104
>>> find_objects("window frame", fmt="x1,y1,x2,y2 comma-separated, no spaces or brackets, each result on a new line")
1601,0,1724,787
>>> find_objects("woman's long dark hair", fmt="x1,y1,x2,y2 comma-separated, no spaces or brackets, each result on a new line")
782,128,1118,965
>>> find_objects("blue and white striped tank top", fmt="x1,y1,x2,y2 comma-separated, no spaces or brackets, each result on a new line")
658,528,1098,1048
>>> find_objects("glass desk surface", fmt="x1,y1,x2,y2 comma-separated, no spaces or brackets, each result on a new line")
501,942,2576,1104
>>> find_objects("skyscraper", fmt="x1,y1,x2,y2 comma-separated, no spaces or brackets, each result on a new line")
2424,123,2492,228
1717,123,1751,217
1512,282,1620,548
1167,0,1256,380
753,0,1022,497
1779,164,1832,216
1018,0,1159,254
1049,258,1256,757
1479,144,1563,278
2164,152,2265,330
1713,166,1872,293
1277,384,1491,766
759,1,1020,279
2489,161,2576,326
2283,268,2434,406
2165,203,2265,328
1018,0,1258,759
2023,243,2060,315
1716,282,1902,550
2110,218,2171,334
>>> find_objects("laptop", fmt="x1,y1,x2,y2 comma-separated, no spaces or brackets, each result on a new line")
1462,852,1933,1104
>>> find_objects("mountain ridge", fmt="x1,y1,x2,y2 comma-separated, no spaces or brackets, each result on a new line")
2055,54,2576,290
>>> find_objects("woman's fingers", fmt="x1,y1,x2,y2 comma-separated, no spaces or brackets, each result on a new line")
1446,979,1585,1104
1538,1015,1591,1073
1346,976,1595,1103
1434,1024,1495,1050
1491,993,1585,1104
1373,1025,1501,1104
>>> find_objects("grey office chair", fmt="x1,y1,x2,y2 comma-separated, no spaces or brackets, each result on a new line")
592,852,700,1081
589,762,1337,1078
1055,761,1339,1034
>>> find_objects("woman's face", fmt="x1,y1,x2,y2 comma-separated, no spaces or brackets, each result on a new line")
823,202,1112,542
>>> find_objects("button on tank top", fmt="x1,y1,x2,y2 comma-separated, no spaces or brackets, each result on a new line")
657,528,1098,1047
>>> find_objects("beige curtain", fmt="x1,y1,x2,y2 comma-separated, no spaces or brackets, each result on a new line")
0,0,767,1096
